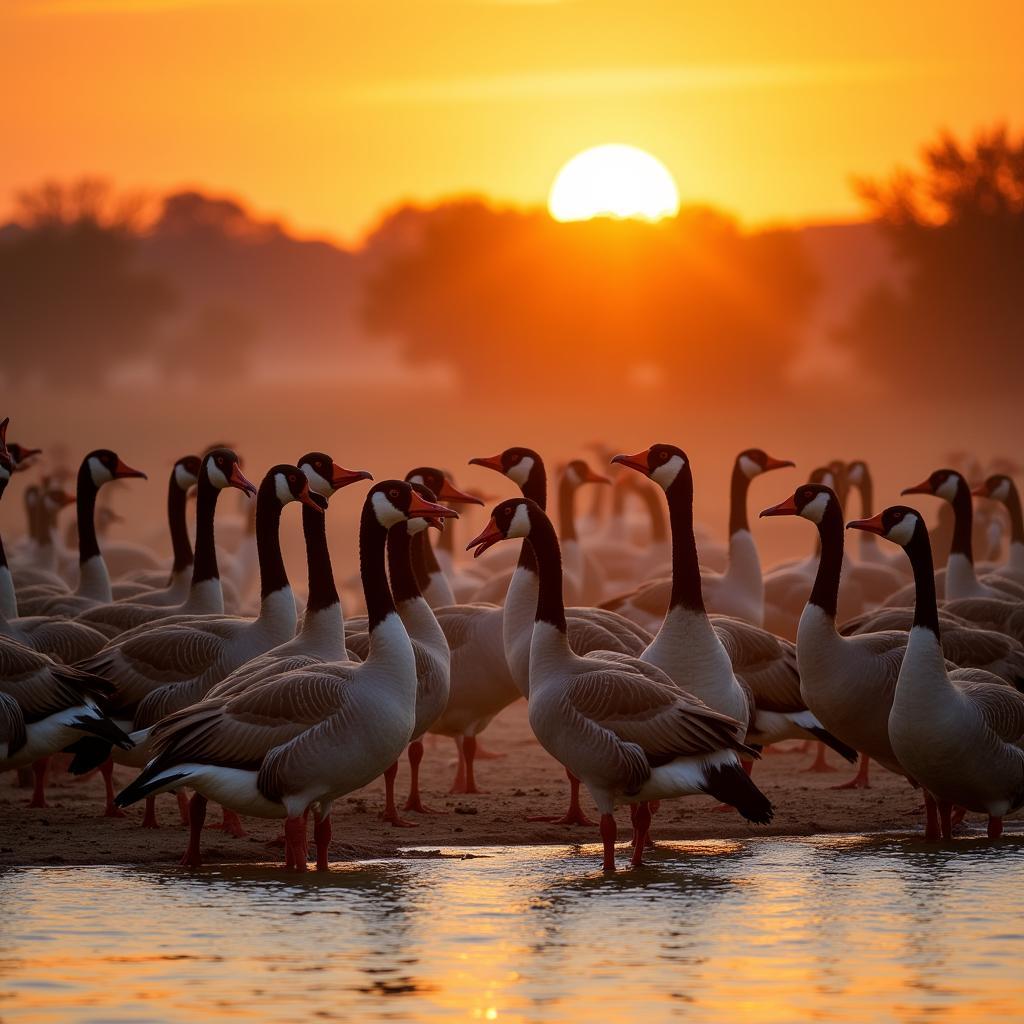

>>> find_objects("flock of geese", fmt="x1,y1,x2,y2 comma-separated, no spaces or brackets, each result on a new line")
2,416,1023,873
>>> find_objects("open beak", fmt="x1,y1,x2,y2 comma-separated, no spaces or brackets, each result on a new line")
439,478,485,506
847,513,887,536
468,453,506,475
114,458,147,480
763,456,796,472
759,495,800,517
611,450,651,476
466,517,505,558
332,464,373,490
408,492,458,520
229,462,258,498
580,466,611,485
901,478,934,496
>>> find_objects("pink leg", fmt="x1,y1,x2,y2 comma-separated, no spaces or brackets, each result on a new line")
176,790,190,825
527,769,596,825
403,740,442,814
285,814,309,873
180,794,207,868
472,739,506,760
801,742,838,773
923,792,940,840
313,809,332,871
988,816,1003,839
832,754,871,790
142,796,160,828
206,807,247,837
630,803,652,868
100,758,125,817
448,736,467,794
600,813,617,873
461,736,485,794
938,800,953,840
28,757,49,808
380,762,416,827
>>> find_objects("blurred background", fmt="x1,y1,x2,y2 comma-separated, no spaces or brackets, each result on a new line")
1,0,1022,572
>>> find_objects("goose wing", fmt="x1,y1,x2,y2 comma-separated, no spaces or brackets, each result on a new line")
0,691,27,757
712,616,802,711
950,669,1024,743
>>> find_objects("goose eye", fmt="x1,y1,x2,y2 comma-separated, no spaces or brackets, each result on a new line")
389,489,399,499
893,511,903,521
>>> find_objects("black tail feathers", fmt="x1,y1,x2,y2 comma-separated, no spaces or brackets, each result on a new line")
701,760,774,825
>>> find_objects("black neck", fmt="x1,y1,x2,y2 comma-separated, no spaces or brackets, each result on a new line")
558,475,579,542
167,473,194,574
190,473,223,585
418,524,443,577
256,479,289,599
387,523,422,604
410,532,433,592
517,460,547,574
728,462,752,536
360,502,397,631
666,471,706,613
809,502,845,620
75,461,101,564
905,522,941,635
1006,484,1024,546
526,505,567,633
0,479,7,569
302,494,338,614
949,479,974,563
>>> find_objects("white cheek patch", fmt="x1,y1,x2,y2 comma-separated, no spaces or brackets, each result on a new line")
507,503,532,539
738,455,761,479
993,480,1011,502
0,466,9,485
301,465,333,497
88,456,112,486
274,473,295,506
936,476,959,502
408,474,425,486
506,457,534,488
847,464,864,485
821,472,835,490
371,491,405,527
206,459,230,490
565,465,582,487
651,454,685,491
886,514,919,546
800,492,830,524
174,463,198,490
407,517,431,535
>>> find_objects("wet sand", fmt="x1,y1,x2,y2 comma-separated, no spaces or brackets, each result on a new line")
1,700,936,867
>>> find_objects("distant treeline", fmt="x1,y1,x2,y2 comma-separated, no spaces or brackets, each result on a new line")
1,125,1021,399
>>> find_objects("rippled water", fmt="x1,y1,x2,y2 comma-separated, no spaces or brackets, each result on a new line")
2,835,1023,1023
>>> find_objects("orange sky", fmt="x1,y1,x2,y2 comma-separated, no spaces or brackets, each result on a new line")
3,0,1023,242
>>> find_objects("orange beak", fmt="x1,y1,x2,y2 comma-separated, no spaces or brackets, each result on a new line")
438,478,485,506
847,512,887,535
579,465,611,485
296,479,324,512
971,483,992,498
55,490,77,509
763,456,796,472
114,458,147,480
901,477,935,496
468,453,506,475
466,516,505,558
407,491,459,520
332,464,373,490
229,462,258,498
759,495,800,517
611,450,651,476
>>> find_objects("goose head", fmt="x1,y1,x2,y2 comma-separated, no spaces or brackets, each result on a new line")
902,468,965,505
562,459,610,490
846,460,870,487
760,483,838,525
84,450,147,487
406,482,446,533
368,480,458,529
736,448,795,480
972,474,1015,505
298,452,373,498
406,466,484,506
808,466,837,490
469,447,542,489
847,506,924,548
173,455,202,492
200,449,256,497
42,486,76,518
267,465,323,512
466,498,536,557
611,443,689,492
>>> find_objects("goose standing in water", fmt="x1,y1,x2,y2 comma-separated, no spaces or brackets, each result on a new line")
467,498,772,872
849,506,1024,839
117,481,456,871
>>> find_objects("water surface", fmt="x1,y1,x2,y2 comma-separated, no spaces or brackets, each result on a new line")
2,835,1022,1023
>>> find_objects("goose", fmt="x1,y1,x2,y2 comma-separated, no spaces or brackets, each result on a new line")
972,475,1024,588
467,498,772,871
68,464,315,820
116,481,455,871
557,459,612,605
74,449,256,636
612,446,856,767
886,469,1024,604
1,635,134,809
849,506,1024,839
15,451,148,616
10,484,78,591
346,482,451,824
109,456,201,603
846,460,908,573
602,448,796,629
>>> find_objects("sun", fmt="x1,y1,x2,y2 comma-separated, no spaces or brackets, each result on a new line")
548,144,680,223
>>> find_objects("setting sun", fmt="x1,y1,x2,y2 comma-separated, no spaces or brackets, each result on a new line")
548,144,680,223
